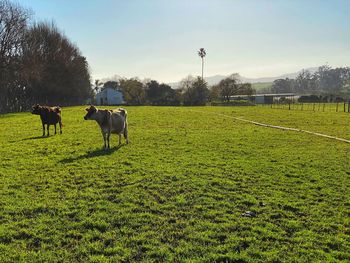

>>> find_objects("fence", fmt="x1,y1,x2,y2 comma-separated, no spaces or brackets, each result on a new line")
260,102,350,113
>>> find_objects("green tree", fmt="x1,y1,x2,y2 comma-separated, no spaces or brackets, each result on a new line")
182,76,209,106
239,83,255,95
103,80,119,91
316,65,350,97
218,75,239,102
271,78,295,94
22,21,92,106
119,78,145,105
145,80,180,105
209,84,221,102
295,70,313,94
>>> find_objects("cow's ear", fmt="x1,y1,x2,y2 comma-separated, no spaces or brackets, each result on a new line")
85,108,89,111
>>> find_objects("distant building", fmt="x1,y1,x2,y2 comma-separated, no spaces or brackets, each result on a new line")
253,93,295,104
95,88,125,105
230,93,295,104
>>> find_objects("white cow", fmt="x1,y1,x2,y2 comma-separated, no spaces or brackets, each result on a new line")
84,105,129,149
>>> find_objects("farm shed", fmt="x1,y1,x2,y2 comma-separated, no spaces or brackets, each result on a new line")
95,88,125,105
251,93,295,104
230,93,295,104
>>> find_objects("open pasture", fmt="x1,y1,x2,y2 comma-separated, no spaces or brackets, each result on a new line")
0,106,349,262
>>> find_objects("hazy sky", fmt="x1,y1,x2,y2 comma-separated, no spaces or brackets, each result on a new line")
17,0,350,83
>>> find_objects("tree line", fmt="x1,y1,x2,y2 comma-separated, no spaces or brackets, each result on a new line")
270,65,350,101
0,0,92,113
95,74,255,106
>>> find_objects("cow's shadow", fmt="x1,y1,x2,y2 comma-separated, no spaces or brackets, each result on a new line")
23,135,51,140
59,145,124,164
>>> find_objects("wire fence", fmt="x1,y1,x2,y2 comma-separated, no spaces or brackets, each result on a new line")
259,102,350,113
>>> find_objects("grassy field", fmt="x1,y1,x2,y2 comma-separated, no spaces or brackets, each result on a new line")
0,106,349,262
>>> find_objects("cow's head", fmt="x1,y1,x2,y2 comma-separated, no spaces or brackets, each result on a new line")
84,105,97,120
31,104,42,115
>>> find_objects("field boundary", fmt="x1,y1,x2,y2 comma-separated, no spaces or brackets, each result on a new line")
190,110,350,144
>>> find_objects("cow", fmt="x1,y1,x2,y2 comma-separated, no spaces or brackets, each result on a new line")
31,104,63,136
84,105,129,149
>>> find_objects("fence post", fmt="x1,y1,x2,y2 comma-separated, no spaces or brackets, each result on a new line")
336,102,339,112
348,100,350,113
344,102,346,112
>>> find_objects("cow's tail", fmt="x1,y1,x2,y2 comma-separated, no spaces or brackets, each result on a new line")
119,108,128,143
54,106,63,129
59,109,64,130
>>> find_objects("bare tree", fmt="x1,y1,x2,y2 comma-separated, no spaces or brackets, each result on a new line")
94,79,103,93
0,0,31,112
0,1,31,63
0,2,91,112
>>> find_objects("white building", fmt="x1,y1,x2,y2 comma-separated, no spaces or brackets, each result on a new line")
95,88,125,105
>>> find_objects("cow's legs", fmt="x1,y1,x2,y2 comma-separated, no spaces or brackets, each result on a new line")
118,134,122,146
47,124,50,136
42,122,45,136
101,131,110,149
59,120,62,134
101,131,107,149
106,131,111,149
54,124,57,134
124,127,129,144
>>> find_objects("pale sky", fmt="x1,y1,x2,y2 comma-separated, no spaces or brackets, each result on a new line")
17,0,350,83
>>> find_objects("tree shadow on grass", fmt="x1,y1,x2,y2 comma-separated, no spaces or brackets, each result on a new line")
59,144,124,164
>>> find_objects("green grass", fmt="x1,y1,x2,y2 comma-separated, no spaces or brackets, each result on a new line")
1,106,349,262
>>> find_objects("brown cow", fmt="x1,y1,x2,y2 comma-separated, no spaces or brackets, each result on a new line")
31,104,63,136
84,105,128,149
